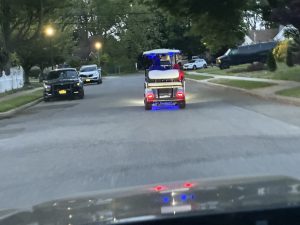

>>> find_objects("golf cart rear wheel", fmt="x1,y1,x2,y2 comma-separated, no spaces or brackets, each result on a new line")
145,103,152,110
178,101,186,109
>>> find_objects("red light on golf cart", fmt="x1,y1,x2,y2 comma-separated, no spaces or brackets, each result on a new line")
147,93,155,101
179,70,184,81
176,91,185,99
153,185,167,192
183,182,194,188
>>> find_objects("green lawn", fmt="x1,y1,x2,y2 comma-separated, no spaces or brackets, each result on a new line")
0,83,42,98
0,89,43,113
198,64,249,75
200,63,300,82
185,74,213,80
209,79,276,90
276,87,300,98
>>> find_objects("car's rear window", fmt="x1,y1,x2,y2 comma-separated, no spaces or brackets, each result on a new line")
80,67,97,72
47,70,78,80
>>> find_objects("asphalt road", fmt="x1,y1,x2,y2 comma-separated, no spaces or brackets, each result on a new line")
1,73,300,209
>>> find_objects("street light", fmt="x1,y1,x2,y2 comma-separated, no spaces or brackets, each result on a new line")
45,27,55,37
45,26,55,69
94,41,102,66
95,42,102,50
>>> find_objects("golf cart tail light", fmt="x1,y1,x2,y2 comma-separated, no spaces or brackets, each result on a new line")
176,91,184,99
147,93,154,100
153,185,167,192
183,182,194,188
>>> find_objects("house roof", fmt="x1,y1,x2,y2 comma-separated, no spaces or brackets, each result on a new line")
248,29,279,43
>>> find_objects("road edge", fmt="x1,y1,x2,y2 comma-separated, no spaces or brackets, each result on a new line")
0,98,43,119
186,78,300,107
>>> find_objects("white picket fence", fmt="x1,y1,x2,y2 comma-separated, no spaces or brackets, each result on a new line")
0,67,24,93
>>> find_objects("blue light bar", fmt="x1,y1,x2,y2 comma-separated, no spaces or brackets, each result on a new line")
162,196,170,204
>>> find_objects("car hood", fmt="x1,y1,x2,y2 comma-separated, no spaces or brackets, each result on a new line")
44,79,79,85
1,176,300,225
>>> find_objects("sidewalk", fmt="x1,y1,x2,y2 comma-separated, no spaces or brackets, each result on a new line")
187,71,300,106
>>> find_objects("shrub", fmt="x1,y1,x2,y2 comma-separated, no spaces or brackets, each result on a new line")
288,36,300,64
286,47,294,67
67,56,81,69
247,62,266,71
267,51,277,72
273,40,289,62
9,52,21,67
29,66,41,78
230,68,247,73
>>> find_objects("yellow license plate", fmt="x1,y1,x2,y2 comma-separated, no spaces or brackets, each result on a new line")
86,79,91,82
59,90,67,95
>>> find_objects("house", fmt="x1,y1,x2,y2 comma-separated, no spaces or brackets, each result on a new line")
242,25,291,46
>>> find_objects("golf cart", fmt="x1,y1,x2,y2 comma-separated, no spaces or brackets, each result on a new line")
143,49,186,110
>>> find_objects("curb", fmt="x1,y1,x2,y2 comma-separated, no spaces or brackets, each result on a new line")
0,98,43,119
186,78,300,107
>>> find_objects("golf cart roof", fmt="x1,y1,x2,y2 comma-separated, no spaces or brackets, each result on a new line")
143,49,181,56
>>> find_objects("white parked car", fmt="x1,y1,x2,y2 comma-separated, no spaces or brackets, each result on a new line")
192,56,200,60
183,59,208,70
79,64,102,84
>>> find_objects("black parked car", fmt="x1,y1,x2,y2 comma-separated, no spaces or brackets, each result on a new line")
217,42,277,69
43,68,84,101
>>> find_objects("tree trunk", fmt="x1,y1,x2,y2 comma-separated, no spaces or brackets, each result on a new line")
23,66,31,85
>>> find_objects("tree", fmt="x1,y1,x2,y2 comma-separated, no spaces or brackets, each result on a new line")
267,51,277,72
243,0,276,30
143,0,248,52
286,47,294,67
0,0,71,83
17,27,75,79
0,48,9,74
283,27,300,64
264,0,300,31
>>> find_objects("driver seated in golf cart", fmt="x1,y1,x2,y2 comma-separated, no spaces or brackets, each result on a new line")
143,49,186,110
144,49,184,82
